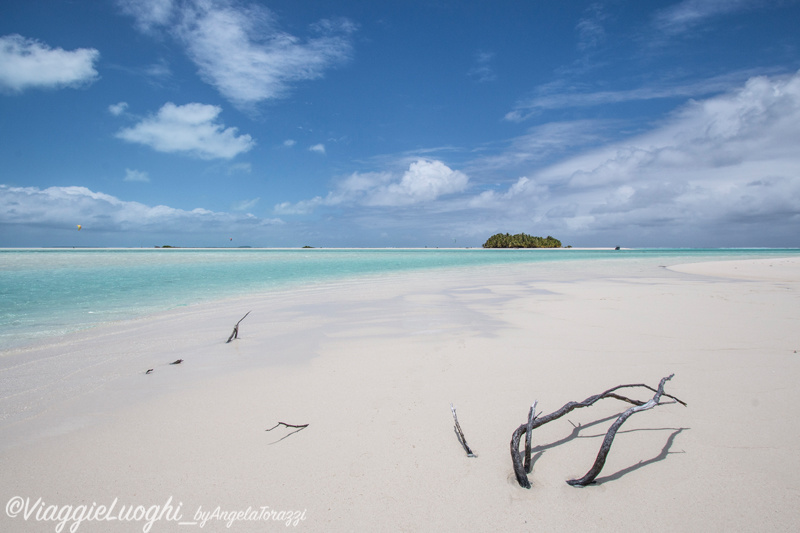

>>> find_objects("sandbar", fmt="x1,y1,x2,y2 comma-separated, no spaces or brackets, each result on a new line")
1,257,799,531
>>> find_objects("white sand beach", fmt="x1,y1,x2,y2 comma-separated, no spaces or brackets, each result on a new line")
1,256,799,532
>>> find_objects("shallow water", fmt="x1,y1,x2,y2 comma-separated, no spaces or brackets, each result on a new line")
1,247,797,350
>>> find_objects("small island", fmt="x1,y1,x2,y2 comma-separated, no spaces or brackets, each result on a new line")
482,233,562,248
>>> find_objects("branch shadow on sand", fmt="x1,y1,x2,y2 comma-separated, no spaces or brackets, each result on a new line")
592,427,687,485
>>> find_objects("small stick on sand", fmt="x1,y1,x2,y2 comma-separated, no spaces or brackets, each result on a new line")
266,422,309,431
451,403,477,458
265,422,309,444
226,311,251,343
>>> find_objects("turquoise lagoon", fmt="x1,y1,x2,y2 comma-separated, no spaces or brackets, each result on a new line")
1,248,798,351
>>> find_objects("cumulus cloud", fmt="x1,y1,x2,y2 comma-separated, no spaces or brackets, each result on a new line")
275,159,469,214
115,102,255,159
124,168,150,182
308,143,326,154
372,160,469,205
0,184,282,234
0,34,99,92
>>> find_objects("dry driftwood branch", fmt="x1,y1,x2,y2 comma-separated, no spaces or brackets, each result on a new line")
450,403,477,458
510,375,685,489
265,422,309,444
524,401,537,473
266,422,309,431
226,311,251,343
566,374,674,487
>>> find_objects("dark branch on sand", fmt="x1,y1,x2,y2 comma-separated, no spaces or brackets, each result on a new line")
451,403,477,458
524,401,537,473
266,422,309,431
510,375,685,489
226,311,251,343
265,422,309,444
566,374,675,487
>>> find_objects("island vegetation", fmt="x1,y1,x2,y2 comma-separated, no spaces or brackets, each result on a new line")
482,233,562,249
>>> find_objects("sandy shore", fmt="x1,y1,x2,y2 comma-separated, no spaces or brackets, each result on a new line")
1,256,799,532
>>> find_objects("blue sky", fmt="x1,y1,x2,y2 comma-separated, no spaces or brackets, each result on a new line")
1,0,799,248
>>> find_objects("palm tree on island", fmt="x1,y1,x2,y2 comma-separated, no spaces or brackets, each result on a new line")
482,233,562,248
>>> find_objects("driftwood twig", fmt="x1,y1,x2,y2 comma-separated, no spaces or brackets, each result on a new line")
226,311,251,343
451,403,477,457
510,375,685,489
265,422,309,444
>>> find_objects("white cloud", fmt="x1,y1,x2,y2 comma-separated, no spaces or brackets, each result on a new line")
231,197,259,211
124,168,150,182
475,71,800,245
0,34,99,92
471,120,609,173
143,58,172,80
654,0,760,34
468,51,496,83
309,143,326,154
371,160,469,205
171,0,355,108
118,1,355,108
576,4,607,51
227,162,252,174
272,72,800,247
539,72,800,187
116,0,176,33
0,184,282,234
468,177,548,210
283,139,296,147
275,159,469,214
115,102,255,159
505,70,764,121
109,102,129,116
